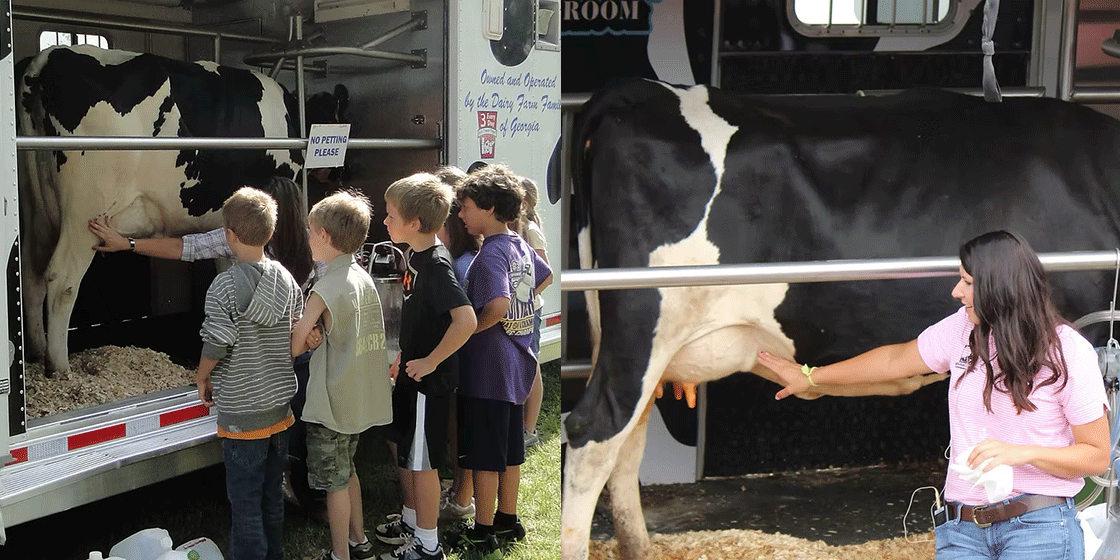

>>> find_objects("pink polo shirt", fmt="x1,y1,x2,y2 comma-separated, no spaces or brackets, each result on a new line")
917,306,1108,505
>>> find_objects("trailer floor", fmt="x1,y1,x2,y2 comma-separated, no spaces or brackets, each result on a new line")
590,461,947,546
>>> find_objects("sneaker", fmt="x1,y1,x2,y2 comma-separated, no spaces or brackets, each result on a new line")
493,518,527,544
439,493,476,520
446,526,498,555
375,514,414,546
524,429,540,448
349,537,377,560
379,538,445,560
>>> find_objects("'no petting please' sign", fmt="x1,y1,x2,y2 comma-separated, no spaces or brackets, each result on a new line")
306,123,351,169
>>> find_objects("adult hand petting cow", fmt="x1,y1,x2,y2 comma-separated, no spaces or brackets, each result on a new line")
562,78,1120,560
87,176,317,290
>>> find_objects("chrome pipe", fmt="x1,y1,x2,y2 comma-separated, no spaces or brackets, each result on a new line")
12,7,278,44
16,136,441,150
361,13,425,50
560,251,1120,292
1070,87,1120,104
1057,0,1078,100
243,46,425,65
560,87,1047,112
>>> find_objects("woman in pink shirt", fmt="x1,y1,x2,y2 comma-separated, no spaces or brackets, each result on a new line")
760,230,1110,560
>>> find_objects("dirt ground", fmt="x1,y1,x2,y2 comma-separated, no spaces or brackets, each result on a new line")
587,463,946,559
589,529,935,560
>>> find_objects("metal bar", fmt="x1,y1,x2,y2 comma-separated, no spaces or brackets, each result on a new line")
213,35,221,62
362,13,425,49
711,0,723,86
562,361,592,380
268,57,287,79
1057,0,1078,100
296,15,308,215
16,137,441,150
243,46,425,65
560,251,1120,292
12,7,278,44
296,15,307,140
561,87,1046,112
1070,87,1120,104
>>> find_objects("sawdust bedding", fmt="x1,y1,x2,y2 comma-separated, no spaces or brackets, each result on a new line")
588,530,935,560
25,345,195,419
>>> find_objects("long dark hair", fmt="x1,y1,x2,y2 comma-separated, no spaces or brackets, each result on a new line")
262,176,313,287
959,230,1069,413
445,201,481,259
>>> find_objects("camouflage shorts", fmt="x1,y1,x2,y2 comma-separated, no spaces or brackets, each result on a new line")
305,422,360,492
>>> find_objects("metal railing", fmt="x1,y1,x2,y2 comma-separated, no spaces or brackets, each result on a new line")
15,136,441,151
560,250,1120,380
560,251,1120,292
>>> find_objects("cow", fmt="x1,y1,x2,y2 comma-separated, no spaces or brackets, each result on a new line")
562,78,1120,560
16,45,311,375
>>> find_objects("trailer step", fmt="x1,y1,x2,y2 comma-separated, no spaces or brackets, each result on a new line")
0,415,221,527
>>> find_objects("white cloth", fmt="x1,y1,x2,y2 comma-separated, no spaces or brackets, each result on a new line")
948,445,1014,503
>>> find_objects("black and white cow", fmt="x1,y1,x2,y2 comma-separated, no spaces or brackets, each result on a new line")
563,78,1120,560
17,45,309,375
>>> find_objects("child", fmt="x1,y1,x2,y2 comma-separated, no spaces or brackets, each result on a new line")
447,164,553,552
292,190,393,560
196,187,304,560
435,198,484,522
374,172,476,560
513,177,549,448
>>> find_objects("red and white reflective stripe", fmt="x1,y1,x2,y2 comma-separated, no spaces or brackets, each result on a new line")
4,403,214,466
545,313,561,327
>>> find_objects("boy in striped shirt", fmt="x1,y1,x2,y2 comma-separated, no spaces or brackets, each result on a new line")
196,187,304,560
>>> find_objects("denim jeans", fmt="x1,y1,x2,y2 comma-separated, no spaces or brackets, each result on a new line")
935,497,1083,560
223,430,289,560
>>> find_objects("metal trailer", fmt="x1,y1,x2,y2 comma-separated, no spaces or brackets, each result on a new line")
0,0,560,539
560,0,1120,484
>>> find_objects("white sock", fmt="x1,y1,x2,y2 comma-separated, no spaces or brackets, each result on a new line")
414,526,439,552
331,553,344,560
402,506,417,530
348,536,368,547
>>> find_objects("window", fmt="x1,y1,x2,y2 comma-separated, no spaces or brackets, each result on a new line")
790,0,952,33
39,31,109,51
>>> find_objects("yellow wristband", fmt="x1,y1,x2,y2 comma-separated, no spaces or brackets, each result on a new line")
801,364,818,387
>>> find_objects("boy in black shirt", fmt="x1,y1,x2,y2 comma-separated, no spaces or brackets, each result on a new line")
377,172,476,560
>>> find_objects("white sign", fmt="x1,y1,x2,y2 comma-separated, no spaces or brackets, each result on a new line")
305,123,351,169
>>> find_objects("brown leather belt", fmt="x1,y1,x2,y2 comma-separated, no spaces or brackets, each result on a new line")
950,495,1068,528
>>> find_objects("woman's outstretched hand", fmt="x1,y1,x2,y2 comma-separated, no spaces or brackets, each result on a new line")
757,350,813,400
88,215,129,252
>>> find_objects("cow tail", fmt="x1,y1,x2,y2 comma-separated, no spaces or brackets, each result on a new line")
570,78,671,372
567,79,667,446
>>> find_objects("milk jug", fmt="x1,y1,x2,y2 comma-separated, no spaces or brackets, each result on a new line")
108,528,174,560
174,537,225,560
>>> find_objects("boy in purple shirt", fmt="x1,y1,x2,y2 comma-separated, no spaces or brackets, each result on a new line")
447,164,553,553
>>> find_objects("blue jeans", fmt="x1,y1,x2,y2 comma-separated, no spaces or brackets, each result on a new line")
223,430,289,560
935,497,1083,560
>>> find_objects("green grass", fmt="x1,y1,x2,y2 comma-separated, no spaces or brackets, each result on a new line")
285,359,562,560
4,360,561,560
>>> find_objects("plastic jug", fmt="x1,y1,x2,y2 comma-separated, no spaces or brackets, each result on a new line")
154,552,189,560
87,552,128,560
108,528,174,560
174,537,225,560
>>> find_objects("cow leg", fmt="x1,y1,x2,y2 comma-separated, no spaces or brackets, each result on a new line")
605,399,653,560
562,365,664,560
22,263,47,364
42,224,95,374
